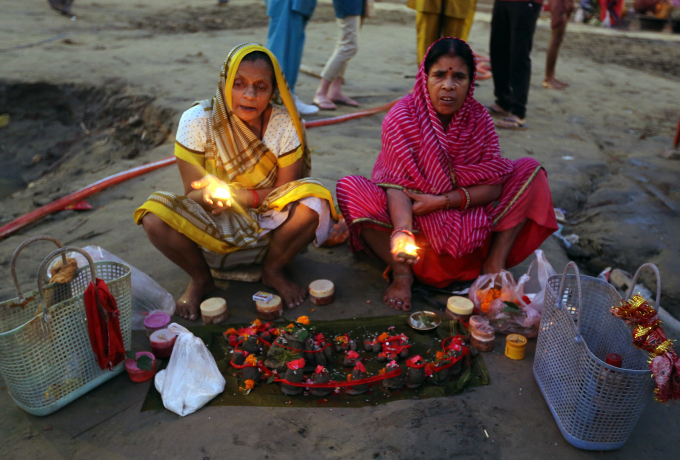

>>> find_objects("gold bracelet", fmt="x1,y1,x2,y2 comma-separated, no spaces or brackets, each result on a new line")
459,187,471,210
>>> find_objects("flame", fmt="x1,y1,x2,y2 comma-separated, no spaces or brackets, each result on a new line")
404,244,419,255
213,187,231,200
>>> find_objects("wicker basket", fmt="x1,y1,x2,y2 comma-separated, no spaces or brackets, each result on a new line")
533,262,656,450
0,236,131,416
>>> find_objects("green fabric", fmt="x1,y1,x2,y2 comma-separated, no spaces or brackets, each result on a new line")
141,315,489,411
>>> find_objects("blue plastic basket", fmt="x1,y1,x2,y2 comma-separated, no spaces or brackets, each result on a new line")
533,262,656,450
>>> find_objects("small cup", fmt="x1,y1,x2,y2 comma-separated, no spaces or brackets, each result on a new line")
505,334,527,360
143,312,171,337
309,279,335,306
200,298,228,325
150,328,178,359
468,315,489,333
125,351,156,383
256,295,283,320
470,324,495,352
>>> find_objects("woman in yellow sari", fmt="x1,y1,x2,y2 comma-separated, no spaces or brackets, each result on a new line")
134,43,337,319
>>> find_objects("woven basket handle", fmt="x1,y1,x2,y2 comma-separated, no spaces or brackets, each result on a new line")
37,247,98,323
556,261,584,340
625,263,661,309
10,235,67,301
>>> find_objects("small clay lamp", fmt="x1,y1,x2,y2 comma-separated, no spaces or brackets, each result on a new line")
405,356,426,389
256,295,282,321
241,355,262,382
382,361,403,390
346,361,369,396
343,350,361,367
309,279,335,306
149,328,177,359
311,365,333,397
200,297,228,325
281,358,305,396
242,335,260,354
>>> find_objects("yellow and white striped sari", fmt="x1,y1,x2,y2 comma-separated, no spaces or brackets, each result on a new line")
133,43,337,270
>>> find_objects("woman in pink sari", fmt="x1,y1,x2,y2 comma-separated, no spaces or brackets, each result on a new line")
336,38,558,311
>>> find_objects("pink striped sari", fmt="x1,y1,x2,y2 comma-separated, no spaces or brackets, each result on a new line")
336,38,558,286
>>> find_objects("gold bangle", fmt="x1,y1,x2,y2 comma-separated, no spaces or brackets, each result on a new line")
459,187,470,210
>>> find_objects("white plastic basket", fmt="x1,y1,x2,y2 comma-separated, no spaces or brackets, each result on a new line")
533,262,656,450
0,236,131,416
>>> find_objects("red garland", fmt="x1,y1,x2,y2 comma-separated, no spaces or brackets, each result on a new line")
275,368,402,388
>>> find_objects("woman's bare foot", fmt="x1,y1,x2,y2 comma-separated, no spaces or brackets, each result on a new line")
383,274,413,311
542,77,569,90
262,267,307,309
176,278,215,321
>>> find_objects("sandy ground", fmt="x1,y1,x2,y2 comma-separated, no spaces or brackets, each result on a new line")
1,1,680,459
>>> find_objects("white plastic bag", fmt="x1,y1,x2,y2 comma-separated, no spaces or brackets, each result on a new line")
515,249,556,314
49,246,175,329
154,323,226,417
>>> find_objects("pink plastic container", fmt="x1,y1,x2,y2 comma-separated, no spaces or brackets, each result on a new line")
150,328,177,359
143,312,171,337
125,352,157,383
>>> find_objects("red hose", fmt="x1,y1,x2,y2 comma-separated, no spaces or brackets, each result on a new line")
0,98,403,240
674,114,680,149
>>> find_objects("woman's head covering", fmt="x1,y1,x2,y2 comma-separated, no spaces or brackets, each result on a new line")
371,38,514,257
206,43,310,182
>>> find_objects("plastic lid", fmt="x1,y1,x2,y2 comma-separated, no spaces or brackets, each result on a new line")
506,334,527,346
150,328,177,343
143,312,171,329
606,353,622,368
200,297,227,315
471,324,495,341
256,295,282,309
447,296,474,315
469,315,489,327
309,279,334,297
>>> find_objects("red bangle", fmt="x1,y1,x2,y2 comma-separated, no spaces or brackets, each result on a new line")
251,189,259,208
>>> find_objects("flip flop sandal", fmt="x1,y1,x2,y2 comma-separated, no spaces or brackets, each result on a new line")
331,97,359,107
484,105,510,118
496,117,528,130
313,97,337,111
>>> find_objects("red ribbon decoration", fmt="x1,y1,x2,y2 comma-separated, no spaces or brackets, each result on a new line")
275,368,402,388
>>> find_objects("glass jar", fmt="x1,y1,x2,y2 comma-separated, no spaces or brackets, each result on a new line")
470,324,495,352
468,315,489,334
444,296,474,322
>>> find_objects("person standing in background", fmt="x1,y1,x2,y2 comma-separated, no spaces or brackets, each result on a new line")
265,0,320,115
486,0,542,130
313,0,367,110
543,0,574,90
407,0,478,64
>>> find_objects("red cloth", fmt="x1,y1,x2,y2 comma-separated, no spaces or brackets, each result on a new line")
84,278,126,370
336,38,558,287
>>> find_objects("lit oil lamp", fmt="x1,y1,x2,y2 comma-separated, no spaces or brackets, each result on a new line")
213,187,231,200
397,243,420,260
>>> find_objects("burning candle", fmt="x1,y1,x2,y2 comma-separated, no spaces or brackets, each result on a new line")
404,244,419,255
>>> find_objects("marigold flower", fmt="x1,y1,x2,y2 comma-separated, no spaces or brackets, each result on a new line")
335,335,348,345
286,323,295,329
245,354,258,366
270,328,281,337
347,373,352,381
251,319,262,327
377,332,390,343
245,379,255,390
296,316,310,325
225,328,238,336
378,368,386,375
436,351,448,360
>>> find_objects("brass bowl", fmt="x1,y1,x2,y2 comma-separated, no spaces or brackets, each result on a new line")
408,310,441,331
